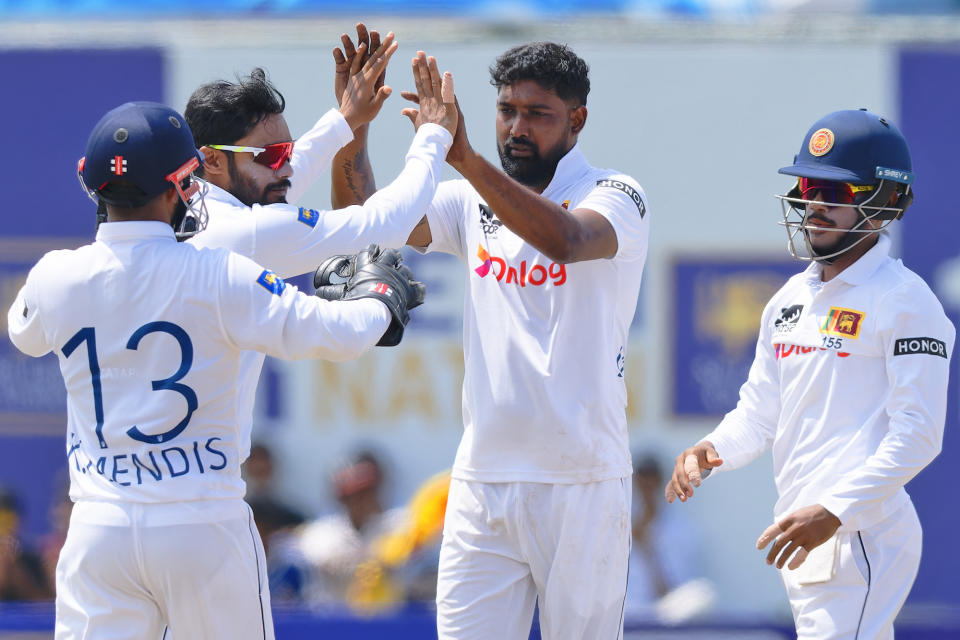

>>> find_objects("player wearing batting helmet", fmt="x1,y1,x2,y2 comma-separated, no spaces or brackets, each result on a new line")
667,109,954,639
8,100,427,639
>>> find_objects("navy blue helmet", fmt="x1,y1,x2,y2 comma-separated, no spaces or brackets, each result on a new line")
780,108,913,187
776,109,914,263
78,101,207,239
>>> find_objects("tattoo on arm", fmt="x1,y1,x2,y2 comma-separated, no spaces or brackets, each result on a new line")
343,148,375,204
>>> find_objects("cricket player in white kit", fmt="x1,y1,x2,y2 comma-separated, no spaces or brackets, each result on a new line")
182,31,457,453
6,98,450,638
666,109,955,639
324,43,650,639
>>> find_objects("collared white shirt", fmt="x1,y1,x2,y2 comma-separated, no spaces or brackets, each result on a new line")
190,115,452,280
422,144,650,483
8,222,388,504
188,115,453,455
705,233,955,531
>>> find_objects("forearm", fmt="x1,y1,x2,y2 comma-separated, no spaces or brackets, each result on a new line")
341,124,450,249
331,125,377,208
703,413,774,471
452,151,584,263
270,298,391,362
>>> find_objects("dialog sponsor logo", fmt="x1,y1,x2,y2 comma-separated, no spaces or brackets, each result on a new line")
775,344,850,359
474,244,566,287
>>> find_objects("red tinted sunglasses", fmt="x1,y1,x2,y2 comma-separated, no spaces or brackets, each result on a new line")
208,141,294,170
797,177,875,205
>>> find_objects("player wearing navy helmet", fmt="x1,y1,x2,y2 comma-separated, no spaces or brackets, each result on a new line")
777,108,915,265
667,109,954,639
7,101,430,639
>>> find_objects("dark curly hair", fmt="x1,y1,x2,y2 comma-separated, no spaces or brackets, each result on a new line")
489,42,590,106
184,67,286,150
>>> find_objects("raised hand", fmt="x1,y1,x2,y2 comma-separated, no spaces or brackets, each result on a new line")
338,31,398,131
333,23,384,106
400,51,458,137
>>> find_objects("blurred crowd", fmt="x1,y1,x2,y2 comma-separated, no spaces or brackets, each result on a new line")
0,446,716,623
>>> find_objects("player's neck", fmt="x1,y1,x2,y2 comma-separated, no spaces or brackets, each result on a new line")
820,234,879,282
105,201,173,226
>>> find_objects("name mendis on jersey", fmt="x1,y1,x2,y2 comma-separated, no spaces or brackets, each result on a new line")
67,435,228,487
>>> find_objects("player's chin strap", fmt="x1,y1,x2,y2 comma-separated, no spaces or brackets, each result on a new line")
775,178,909,263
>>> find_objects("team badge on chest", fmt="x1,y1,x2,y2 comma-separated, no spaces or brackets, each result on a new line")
820,306,864,338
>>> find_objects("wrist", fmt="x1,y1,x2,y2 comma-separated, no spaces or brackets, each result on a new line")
340,108,364,132
351,122,370,139
449,147,481,173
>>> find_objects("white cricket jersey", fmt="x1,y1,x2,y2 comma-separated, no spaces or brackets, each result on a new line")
7,221,389,504
704,233,955,532
189,120,453,280
422,144,650,483
188,120,452,457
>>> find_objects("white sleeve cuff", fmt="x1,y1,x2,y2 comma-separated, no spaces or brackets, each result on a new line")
318,108,354,147
406,124,454,164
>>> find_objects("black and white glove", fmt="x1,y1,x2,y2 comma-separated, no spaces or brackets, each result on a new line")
313,244,425,347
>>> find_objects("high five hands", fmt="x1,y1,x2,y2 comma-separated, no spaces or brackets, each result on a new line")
400,52,458,137
334,24,397,131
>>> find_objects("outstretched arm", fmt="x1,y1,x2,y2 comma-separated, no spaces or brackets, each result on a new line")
331,23,382,209
287,26,395,205
401,86,617,263
452,149,617,264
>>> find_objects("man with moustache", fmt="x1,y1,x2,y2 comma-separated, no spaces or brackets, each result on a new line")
665,109,954,639
327,42,650,639
180,28,458,494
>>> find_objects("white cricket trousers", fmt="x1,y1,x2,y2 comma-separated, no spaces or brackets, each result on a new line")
781,501,922,640
436,477,631,640
54,498,274,640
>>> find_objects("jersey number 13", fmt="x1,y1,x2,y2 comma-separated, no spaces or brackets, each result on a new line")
62,322,197,449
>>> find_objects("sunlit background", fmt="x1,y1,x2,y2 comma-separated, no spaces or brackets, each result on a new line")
1,0,959,637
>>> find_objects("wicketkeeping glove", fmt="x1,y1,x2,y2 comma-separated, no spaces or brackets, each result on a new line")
313,245,425,347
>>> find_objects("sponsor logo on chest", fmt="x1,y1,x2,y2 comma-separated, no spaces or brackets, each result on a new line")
478,204,503,236
773,304,803,335
775,344,851,359
473,243,567,287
